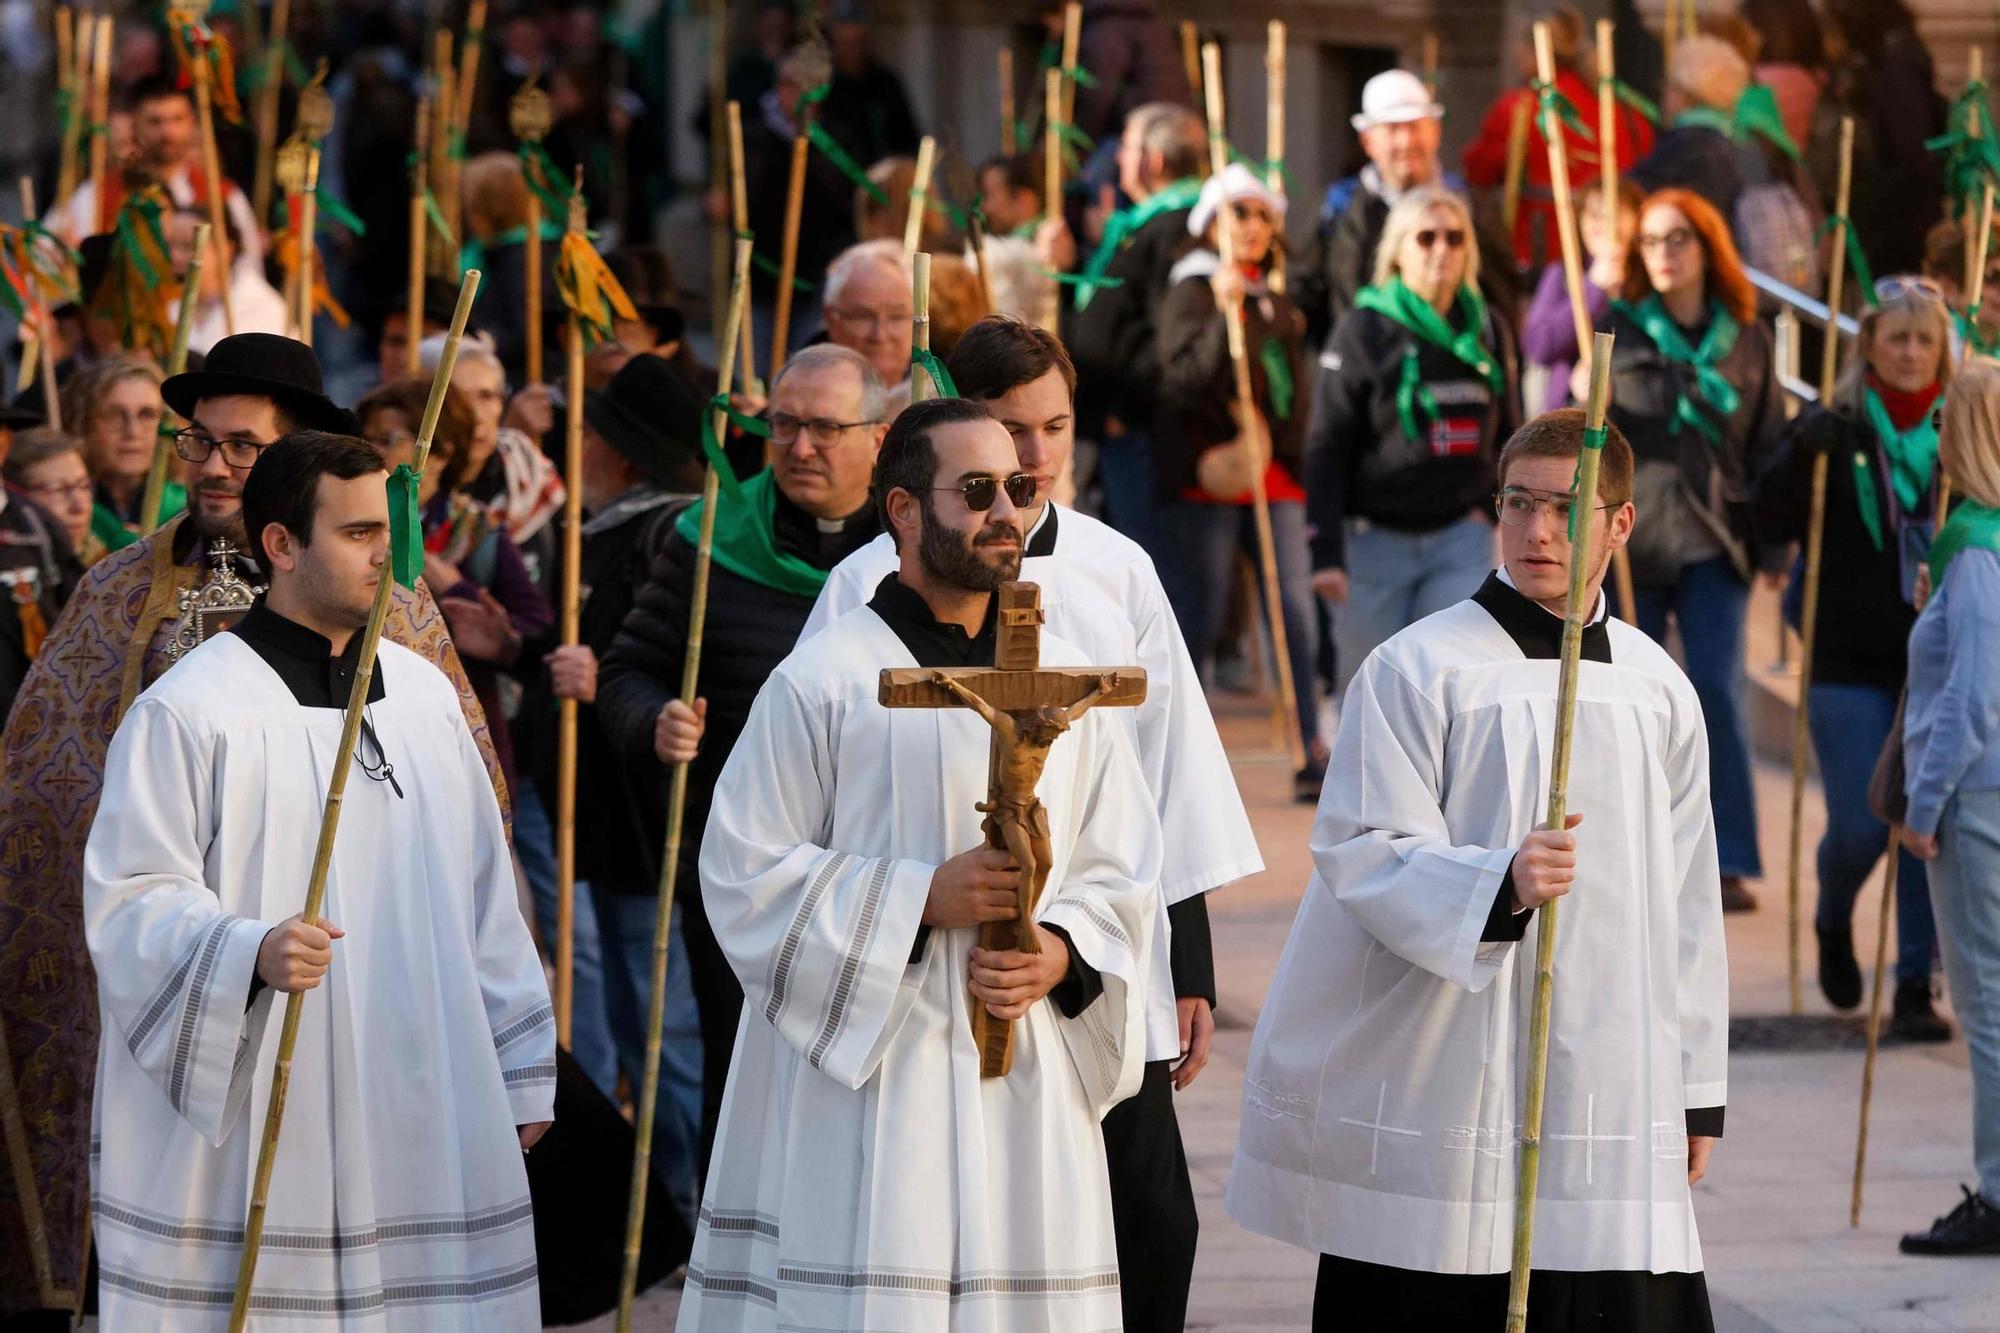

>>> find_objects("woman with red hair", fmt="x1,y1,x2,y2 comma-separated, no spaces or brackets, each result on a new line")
1598,187,1783,914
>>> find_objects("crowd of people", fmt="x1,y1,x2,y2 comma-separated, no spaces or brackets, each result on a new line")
4,0,2000,1329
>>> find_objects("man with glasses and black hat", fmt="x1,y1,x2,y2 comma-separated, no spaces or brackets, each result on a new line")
0,333,506,1327
597,342,887,1183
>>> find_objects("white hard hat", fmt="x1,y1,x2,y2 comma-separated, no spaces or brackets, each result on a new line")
1189,163,1287,238
1351,69,1445,133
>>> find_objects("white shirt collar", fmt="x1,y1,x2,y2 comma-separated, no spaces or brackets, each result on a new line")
1495,563,1609,626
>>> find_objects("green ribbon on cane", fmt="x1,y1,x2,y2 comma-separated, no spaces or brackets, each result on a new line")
910,346,958,397
519,141,574,218
387,464,425,588
1568,424,1611,541
736,230,816,292
1531,78,1595,142
314,186,367,237
1600,76,1660,126
1927,79,2000,218
1816,213,1876,305
798,85,889,206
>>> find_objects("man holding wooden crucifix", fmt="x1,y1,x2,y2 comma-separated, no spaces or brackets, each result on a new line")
678,397,1160,1331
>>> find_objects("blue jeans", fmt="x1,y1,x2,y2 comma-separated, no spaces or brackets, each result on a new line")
1166,499,1320,752
592,888,704,1227
1331,514,1494,695
1095,433,1171,582
512,779,618,1096
1929,788,2000,1203
1633,557,1763,879
1808,683,1936,982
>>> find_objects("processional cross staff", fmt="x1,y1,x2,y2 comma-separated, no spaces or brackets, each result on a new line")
878,581,1146,1077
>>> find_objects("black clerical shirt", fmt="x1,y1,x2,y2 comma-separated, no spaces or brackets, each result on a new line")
865,573,1101,1016
229,598,387,708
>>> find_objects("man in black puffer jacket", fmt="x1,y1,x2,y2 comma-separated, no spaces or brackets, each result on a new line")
596,344,888,1176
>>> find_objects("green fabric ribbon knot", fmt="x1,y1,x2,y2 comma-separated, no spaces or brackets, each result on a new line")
1815,213,1876,305
1568,424,1611,541
387,464,424,588
518,142,575,218
1531,78,1595,141
1613,295,1742,444
1600,76,1660,125
1060,63,1098,90
1353,276,1502,444
679,396,833,598
910,345,958,397
1926,79,2000,218
1073,175,1204,310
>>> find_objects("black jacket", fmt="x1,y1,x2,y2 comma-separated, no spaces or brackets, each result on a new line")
595,488,880,896
1304,302,1520,571
0,489,81,724
1600,302,1783,588
1753,403,1925,689
1066,203,1196,438
1629,125,1746,223
742,109,856,306
519,486,692,890
1154,251,1311,503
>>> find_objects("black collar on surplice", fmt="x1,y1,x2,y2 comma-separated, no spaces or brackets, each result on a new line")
868,573,1000,668
1471,570,1613,664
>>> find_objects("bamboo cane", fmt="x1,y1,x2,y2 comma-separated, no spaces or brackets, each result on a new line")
295,148,319,348
905,135,937,257
54,8,79,213
1505,331,1617,1333
769,100,812,378
1965,50,1984,298
1851,826,1901,1226
17,179,61,431
227,271,482,1333
1059,2,1083,129
725,101,761,397
88,16,112,234
1203,42,1304,767
432,37,459,279
1501,96,1532,246
1422,31,1440,99
1266,22,1287,297
406,96,430,379
252,0,292,227
967,204,997,315
1598,20,1618,233
1181,21,1201,100
1788,117,1855,1017
1000,48,1016,156
614,236,752,1333
457,0,487,143
139,223,207,537
190,42,235,337
911,251,935,401
1041,67,1065,334
554,313,584,1045
1662,1,1678,84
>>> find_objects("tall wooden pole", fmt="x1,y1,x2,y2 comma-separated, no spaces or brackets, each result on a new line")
615,237,752,1333
513,80,552,385
1265,23,1287,295
554,192,588,1044
456,0,487,141
1502,97,1533,247
910,251,934,400
226,273,483,1333
88,16,113,234
768,97,813,378
1505,331,1618,1333
54,8,80,213
295,149,320,348
1059,3,1083,129
1204,42,1304,766
189,37,236,336
431,34,459,278
1422,30,1440,99
1181,21,1202,100
1787,117,1855,1016
140,223,207,536
1044,68,1063,225
1851,827,1901,1225
726,101,760,398
252,0,292,227
1965,50,1985,298
1000,48,1017,156
1598,20,1618,231
406,96,431,379
17,179,61,431
905,135,937,257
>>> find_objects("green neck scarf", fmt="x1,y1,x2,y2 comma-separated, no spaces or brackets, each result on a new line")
1930,498,2000,585
677,398,832,598
1353,276,1501,442
1613,295,1741,443
1676,91,1799,159
1072,176,1204,311
1854,386,1943,551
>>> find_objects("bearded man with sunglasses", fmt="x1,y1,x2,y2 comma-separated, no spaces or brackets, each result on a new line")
0,334,504,1325
596,343,888,1182
677,396,1159,1331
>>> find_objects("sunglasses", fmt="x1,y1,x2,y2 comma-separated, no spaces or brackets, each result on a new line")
1414,228,1466,250
1874,275,1947,305
932,472,1038,512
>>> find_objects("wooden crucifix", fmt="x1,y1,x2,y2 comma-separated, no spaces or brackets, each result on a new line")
879,582,1146,1077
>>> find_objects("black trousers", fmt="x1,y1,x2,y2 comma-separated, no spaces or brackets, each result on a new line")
1312,1254,1715,1332
679,883,744,1183
1103,1060,1200,1332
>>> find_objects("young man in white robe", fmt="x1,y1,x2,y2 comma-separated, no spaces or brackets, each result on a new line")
675,397,1161,1331
1227,410,1729,1331
797,316,1259,1330
84,433,555,1331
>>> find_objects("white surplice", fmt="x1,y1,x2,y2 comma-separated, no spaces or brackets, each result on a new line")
800,502,1260,1059
1226,576,1728,1276
84,634,554,1331
679,602,1161,1332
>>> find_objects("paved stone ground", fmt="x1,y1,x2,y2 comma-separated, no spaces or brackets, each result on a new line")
587,675,2000,1331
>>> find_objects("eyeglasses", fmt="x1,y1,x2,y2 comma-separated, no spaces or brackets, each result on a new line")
769,413,879,446
932,472,1038,512
172,427,270,470
1413,228,1466,250
22,479,93,503
828,307,914,334
367,429,417,453
1637,228,1697,253
1874,275,1947,305
1495,485,1620,527
92,405,163,432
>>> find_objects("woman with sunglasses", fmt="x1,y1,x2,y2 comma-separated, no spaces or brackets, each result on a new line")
1598,187,1782,914
1156,163,1324,799
1753,278,1954,1037
58,355,180,554
1306,184,1520,701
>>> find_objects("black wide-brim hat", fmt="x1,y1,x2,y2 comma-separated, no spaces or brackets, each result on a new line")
161,332,361,436
583,353,709,489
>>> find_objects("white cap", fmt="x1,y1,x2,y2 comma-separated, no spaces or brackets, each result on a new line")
1189,162,1287,238
1351,69,1445,133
